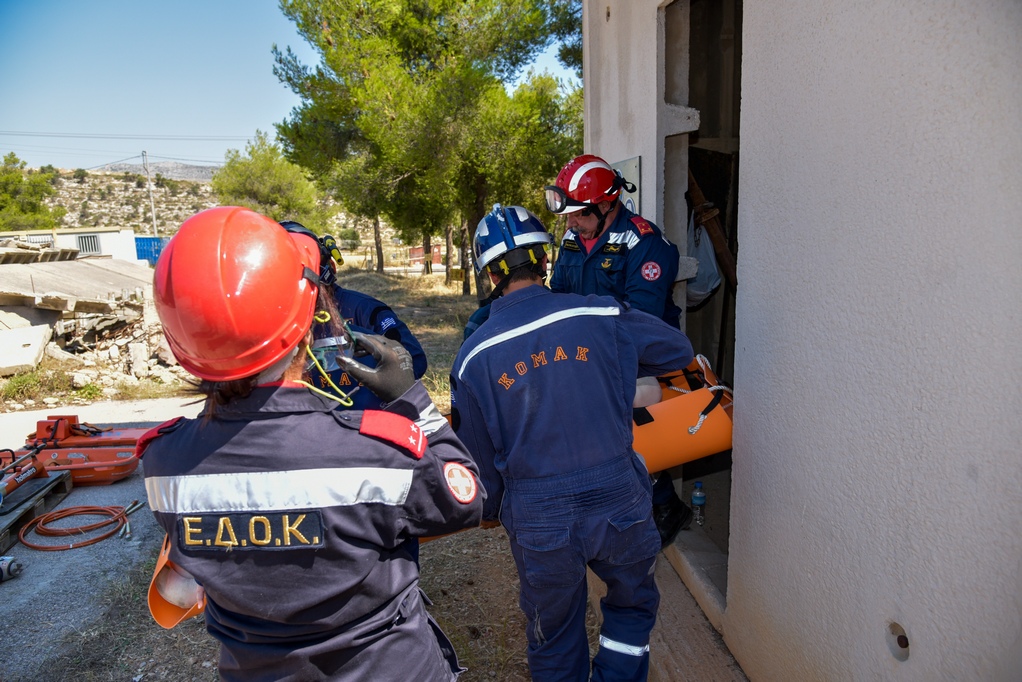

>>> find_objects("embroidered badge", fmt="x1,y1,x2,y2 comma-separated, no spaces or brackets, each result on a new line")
602,243,623,254
443,462,477,504
562,240,581,252
641,261,662,281
630,216,654,236
178,511,325,551
360,410,426,458
601,258,613,269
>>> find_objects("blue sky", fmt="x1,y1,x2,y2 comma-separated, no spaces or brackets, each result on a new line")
0,1,576,171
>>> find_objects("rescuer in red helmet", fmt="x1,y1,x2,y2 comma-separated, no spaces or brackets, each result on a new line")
140,206,482,681
545,154,692,547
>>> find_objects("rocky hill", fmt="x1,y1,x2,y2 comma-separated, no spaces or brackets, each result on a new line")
39,168,393,252
96,161,218,183
43,169,218,233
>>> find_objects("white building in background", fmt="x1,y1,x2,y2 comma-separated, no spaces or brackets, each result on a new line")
584,1,1020,679
0,227,143,263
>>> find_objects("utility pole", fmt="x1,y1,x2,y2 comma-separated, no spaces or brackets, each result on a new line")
142,150,159,237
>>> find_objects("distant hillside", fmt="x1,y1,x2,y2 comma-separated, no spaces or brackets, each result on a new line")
44,170,218,233
97,161,219,183
39,168,390,247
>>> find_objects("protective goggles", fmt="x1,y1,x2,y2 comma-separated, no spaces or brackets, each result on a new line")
307,334,354,372
544,186,591,215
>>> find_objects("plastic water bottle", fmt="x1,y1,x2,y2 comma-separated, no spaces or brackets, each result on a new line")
691,482,706,526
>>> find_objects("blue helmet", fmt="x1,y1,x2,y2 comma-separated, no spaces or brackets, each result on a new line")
472,204,553,274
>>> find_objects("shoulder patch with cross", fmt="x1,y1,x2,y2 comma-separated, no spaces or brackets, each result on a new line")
443,462,478,504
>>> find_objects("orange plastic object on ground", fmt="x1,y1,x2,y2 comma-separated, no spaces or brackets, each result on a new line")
0,415,144,486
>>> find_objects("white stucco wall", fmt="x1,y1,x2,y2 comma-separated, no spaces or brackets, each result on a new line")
728,2,1022,679
584,0,698,242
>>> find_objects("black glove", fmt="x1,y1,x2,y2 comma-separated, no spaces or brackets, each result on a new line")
339,332,415,403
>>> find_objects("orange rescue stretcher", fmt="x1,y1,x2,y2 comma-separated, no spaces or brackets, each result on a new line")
427,355,733,544
631,354,734,474
0,415,143,486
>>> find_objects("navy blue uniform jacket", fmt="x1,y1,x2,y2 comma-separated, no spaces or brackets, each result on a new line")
550,206,683,329
450,286,693,520
142,382,482,681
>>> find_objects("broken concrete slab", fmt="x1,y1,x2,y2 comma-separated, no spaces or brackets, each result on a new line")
0,306,61,330
0,259,153,313
0,324,53,376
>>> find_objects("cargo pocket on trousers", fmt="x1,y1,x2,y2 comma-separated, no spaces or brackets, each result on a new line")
515,527,584,589
603,497,660,565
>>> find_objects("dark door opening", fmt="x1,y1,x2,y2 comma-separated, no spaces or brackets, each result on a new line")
672,0,742,595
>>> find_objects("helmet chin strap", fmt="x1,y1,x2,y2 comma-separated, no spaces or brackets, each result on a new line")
583,198,617,240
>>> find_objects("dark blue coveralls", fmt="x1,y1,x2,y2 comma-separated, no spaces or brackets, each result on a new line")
451,285,693,681
313,285,428,411
142,382,481,681
549,207,684,510
463,303,492,341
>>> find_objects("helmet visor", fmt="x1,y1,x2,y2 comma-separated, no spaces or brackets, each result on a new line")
544,186,587,215
307,333,354,372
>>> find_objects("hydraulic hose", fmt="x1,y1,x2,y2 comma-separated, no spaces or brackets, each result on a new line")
18,500,145,551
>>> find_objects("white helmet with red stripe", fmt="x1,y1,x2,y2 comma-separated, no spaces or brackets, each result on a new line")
544,154,632,215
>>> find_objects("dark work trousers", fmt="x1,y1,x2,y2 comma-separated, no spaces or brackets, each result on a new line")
500,456,661,682
650,471,679,505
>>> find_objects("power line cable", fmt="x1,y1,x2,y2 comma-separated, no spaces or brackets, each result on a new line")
1,143,142,158
0,130,251,141
86,155,143,170
147,154,223,165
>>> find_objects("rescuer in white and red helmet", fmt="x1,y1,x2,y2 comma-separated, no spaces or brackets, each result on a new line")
546,153,692,547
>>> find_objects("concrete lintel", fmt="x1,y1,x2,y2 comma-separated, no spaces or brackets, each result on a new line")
37,293,76,312
660,103,700,137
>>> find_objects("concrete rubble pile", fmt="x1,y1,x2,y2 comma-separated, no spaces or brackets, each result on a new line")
0,257,197,412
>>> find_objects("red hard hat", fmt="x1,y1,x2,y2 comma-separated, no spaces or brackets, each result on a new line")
153,206,321,382
550,154,623,214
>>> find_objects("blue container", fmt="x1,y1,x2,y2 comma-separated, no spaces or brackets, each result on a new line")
135,236,170,266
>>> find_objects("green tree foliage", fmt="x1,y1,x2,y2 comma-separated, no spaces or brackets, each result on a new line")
547,0,582,76
38,164,61,185
72,168,88,184
211,130,332,227
275,1,561,247
0,153,67,231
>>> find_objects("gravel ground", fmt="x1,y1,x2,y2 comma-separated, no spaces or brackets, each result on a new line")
0,399,202,682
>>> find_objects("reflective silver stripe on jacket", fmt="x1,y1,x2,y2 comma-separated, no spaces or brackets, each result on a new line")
598,635,650,657
606,230,641,250
456,306,620,380
416,402,449,436
145,467,414,514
